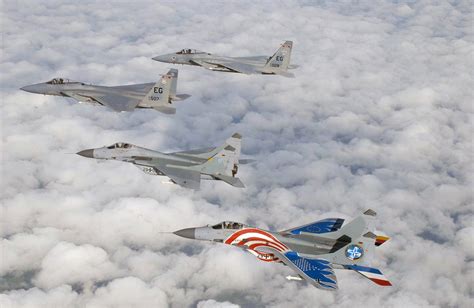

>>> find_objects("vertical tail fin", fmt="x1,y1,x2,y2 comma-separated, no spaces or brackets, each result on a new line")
263,41,293,75
140,71,175,114
193,133,244,187
316,209,392,286
318,209,377,266
168,69,191,101
169,69,178,98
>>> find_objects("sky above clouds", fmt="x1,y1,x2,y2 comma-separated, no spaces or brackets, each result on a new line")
1,0,473,307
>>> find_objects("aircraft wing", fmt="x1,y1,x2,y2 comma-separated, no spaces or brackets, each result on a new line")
189,59,219,70
157,165,201,190
190,59,259,74
92,93,141,112
60,91,95,103
62,91,140,112
256,247,338,291
172,147,216,156
213,61,260,74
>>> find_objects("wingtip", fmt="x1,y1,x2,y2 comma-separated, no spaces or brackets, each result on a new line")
363,209,377,216
235,179,245,188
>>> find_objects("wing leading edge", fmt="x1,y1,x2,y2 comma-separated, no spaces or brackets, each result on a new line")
214,61,260,74
191,59,259,74
282,218,345,235
62,91,140,112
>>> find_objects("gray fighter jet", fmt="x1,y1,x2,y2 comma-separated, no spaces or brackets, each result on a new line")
174,209,392,290
20,69,190,114
153,41,297,77
77,133,248,189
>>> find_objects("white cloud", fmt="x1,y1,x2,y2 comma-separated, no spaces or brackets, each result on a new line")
197,299,240,308
1,0,472,307
34,242,120,289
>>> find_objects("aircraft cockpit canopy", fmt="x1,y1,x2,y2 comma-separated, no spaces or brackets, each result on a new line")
46,78,78,85
211,221,245,230
176,49,205,55
107,142,132,149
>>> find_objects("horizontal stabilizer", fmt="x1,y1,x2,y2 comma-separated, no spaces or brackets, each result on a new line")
344,265,392,286
213,174,245,188
239,158,256,165
172,94,191,101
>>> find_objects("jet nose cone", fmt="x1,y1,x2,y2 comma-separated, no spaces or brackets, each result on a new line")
76,149,94,158
152,55,169,62
20,84,43,94
173,228,195,239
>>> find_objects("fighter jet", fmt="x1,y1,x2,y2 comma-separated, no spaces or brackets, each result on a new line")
20,69,190,114
174,209,392,290
153,41,297,77
76,133,248,190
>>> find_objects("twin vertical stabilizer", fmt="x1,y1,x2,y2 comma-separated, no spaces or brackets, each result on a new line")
140,69,190,114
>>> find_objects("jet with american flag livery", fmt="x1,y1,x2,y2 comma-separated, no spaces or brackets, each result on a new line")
174,209,391,290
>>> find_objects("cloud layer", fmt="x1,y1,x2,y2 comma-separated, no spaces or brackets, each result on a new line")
1,0,472,307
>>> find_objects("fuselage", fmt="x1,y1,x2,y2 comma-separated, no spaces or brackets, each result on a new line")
153,52,269,72
175,223,337,263
77,143,215,178
21,81,156,108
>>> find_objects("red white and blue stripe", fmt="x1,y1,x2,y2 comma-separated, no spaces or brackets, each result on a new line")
224,228,289,262
344,265,392,286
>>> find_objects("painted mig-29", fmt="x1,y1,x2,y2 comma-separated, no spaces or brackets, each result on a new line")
20,69,190,114
174,209,391,290
77,133,249,190
153,41,297,77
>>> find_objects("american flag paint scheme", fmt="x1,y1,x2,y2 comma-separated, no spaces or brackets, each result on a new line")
174,209,391,291
224,228,290,262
